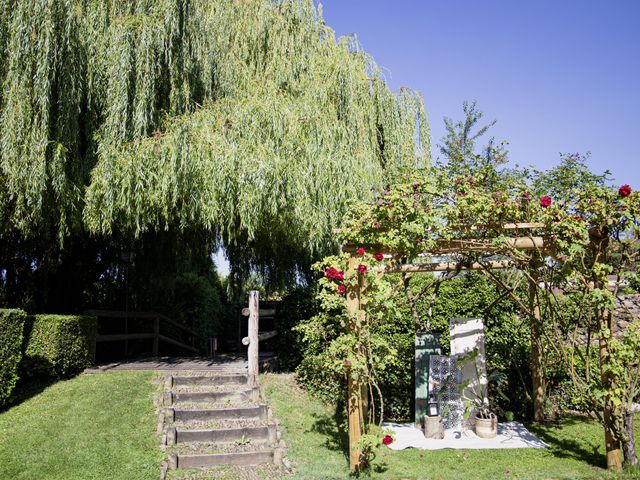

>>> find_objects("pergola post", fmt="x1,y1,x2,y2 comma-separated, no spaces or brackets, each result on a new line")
528,261,545,422
345,254,364,473
590,229,623,471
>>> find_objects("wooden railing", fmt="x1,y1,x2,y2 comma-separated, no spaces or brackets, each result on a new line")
85,310,203,356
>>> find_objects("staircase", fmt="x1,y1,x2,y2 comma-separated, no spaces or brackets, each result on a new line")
160,371,285,478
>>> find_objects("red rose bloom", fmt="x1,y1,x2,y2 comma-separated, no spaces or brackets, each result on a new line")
325,267,338,279
356,247,365,255
619,184,632,197
374,252,384,261
337,284,346,295
357,264,367,274
325,267,344,281
539,196,552,208
382,435,393,446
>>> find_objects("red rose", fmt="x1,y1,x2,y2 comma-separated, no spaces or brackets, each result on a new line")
356,247,365,255
325,267,338,279
539,196,552,208
374,252,384,261
521,191,532,201
382,435,393,445
337,284,346,295
412,183,420,190
325,267,344,281
372,221,381,230
357,264,367,274
619,184,632,197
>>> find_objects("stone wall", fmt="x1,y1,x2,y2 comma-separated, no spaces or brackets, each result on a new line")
613,294,640,337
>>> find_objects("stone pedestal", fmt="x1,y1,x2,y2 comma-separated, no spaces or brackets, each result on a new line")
450,317,487,426
424,415,444,439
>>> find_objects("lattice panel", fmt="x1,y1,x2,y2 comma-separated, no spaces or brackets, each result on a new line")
428,354,463,430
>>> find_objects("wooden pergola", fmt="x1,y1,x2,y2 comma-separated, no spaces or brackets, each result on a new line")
341,222,554,472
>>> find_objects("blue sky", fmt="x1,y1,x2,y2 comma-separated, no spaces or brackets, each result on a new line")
216,1,639,275
319,0,640,186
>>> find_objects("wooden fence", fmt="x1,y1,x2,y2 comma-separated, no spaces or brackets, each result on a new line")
86,309,203,357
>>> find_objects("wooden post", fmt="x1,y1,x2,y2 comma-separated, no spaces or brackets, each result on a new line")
528,264,545,422
247,290,259,387
590,228,623,471
153,316,160,357
345,255,363,473
347,368,363,472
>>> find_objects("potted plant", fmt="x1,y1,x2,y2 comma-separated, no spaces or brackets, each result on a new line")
456,349,498,438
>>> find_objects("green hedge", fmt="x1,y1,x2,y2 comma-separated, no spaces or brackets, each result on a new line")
22,315,97,378
0,309,27,406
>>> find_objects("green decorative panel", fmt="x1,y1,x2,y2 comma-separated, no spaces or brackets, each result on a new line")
415,332,441,426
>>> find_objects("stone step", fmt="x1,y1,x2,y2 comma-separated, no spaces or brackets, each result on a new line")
170,375,248,388
168,404,268,423
167,424,276,445
171,417,266,431
171,449,275,469
170,388,259,405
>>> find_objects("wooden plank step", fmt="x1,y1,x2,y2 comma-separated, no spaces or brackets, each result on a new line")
171,375,248,387
173,425,276,444
172,405,267,422
175,450,275,469
171,388,258,405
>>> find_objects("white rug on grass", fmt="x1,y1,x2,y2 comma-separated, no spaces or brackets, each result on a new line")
382,422,547,450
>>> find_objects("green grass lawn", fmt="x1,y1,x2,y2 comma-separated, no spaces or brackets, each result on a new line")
262,373,640,480
0,371,162,480
2,370,638,480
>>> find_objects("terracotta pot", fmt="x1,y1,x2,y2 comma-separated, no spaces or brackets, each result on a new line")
475,414,497,438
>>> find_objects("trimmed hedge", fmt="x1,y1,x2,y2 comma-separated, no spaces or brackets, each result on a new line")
0,309,27,406
22,315,97,378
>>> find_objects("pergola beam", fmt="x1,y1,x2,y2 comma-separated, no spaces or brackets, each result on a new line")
344,235,551,255
377,259,518,273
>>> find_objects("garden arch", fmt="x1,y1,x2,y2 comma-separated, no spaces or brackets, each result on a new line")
340,222,605,472
317,176,638,473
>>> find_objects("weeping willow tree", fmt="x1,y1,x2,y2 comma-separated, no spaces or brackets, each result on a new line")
0,0,429,289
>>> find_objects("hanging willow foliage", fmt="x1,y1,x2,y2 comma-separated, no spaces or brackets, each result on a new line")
0,0,429,278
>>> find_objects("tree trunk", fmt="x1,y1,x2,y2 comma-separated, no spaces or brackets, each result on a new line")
603,403,624,470
622,410,638,467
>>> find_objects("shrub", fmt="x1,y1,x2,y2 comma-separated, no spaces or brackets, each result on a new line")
0,309,27,406
22,315,97,378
